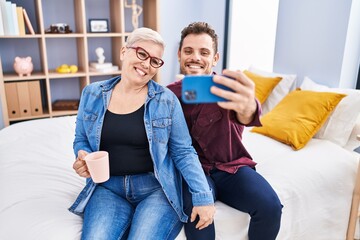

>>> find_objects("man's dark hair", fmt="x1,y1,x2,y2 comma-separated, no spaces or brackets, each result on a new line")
179,22,218,54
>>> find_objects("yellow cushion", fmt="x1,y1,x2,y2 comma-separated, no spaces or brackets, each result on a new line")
251,89,346,150
244,70,282,104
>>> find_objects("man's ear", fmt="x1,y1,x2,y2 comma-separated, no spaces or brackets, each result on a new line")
177,50,181,62
212,52,220,66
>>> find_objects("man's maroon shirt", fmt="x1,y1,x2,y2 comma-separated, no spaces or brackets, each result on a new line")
167,80,262,174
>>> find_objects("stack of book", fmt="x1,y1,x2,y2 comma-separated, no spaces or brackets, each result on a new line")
89,62,119,73
0,0,35,36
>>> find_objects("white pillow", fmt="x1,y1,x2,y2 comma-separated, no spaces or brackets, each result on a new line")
344,114,360,152
300,76,360,146
248,66,297,114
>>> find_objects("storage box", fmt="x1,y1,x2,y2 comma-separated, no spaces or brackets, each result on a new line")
52,99,79,111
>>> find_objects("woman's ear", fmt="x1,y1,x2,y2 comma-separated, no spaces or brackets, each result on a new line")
120,47,126,61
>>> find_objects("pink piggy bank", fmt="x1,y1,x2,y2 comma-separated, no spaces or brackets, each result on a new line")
13,56,34,77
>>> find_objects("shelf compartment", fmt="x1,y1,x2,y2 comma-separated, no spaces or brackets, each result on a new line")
45,38,86,73
85,0,122,34
41,0,78,34
0,38,44,74
49,77,82,111
5,79,49,120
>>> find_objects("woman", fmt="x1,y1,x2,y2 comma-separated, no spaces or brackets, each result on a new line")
69,27,215,240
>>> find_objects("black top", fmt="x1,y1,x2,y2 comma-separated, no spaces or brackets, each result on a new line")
100,105,153,175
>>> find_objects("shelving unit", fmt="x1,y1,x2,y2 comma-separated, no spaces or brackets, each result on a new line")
0,0,159,127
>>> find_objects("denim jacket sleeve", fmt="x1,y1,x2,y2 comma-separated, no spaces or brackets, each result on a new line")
168,94,214,206
73,86,96,156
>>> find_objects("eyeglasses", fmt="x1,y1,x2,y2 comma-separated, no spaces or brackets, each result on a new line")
127,46,164,68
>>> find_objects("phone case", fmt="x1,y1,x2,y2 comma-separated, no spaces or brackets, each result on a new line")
181,75,232,104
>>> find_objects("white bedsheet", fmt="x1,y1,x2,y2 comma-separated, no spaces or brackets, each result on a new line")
0,116,358,240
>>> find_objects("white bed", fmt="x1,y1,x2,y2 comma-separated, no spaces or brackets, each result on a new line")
0,114,358,240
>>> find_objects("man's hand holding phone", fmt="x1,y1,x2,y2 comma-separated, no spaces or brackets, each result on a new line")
181,69,258,124
182,75,233,103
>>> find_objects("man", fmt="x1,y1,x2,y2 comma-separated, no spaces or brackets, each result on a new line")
167,22,283,240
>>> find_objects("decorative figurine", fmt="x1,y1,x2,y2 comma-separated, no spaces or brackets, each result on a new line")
124,0,143,30
95,47,105,64
89,47,119,73
13,56,34,77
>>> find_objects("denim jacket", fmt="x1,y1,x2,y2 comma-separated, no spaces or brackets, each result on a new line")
69,76,214,222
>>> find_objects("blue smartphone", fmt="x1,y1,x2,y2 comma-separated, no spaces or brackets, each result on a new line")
181,75,233,104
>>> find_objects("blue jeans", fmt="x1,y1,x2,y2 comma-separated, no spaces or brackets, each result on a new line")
81,173,183,240
183,166,283,240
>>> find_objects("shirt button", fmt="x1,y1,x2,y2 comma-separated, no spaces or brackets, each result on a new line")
204,148,207,152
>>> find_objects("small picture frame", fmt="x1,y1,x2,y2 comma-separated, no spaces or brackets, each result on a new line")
89,19,109,33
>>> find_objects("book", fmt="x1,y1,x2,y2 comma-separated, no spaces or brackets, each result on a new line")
0,4,4,35
5,2,15,35
0,0,8,35
22,8,34,35
1,1,14,35
11,3,19,35
16,6,25,35
89,65,119,73
89,62,113,69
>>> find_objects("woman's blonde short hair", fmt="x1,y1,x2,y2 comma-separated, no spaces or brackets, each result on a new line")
126,27,165,49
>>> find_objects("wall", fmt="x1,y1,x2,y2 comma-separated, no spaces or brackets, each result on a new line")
274,0,358,88
159,0,226,86
159,0,360,88
339,0,360,88
227,0,279,72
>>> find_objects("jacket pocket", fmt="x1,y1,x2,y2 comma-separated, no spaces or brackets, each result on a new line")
152,118,172,144
82,111,98,135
